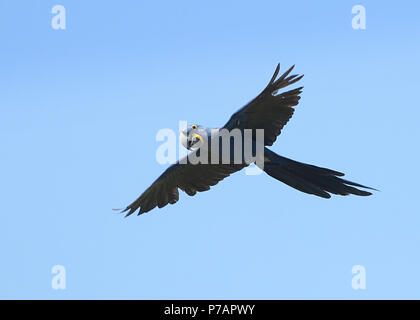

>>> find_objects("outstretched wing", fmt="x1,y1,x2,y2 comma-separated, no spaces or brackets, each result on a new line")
223,64,303,146
122,153,246,216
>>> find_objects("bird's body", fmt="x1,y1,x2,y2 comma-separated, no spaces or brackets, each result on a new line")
121,64,375,216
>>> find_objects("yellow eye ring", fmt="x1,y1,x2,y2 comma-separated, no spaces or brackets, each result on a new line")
191,125,198,130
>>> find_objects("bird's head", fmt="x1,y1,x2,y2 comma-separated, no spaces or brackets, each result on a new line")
180,124,209,150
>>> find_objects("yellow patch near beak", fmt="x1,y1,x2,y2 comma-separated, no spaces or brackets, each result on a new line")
192,133,203,143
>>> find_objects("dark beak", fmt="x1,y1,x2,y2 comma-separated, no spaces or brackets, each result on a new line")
187,135,200,150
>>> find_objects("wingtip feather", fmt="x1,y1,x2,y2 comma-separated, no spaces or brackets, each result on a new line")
268,63,281,85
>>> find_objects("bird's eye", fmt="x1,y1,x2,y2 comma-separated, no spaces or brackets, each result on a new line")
191,125,198,130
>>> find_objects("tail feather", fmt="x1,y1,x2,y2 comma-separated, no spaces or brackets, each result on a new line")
262,149,375,198
268,165,332,198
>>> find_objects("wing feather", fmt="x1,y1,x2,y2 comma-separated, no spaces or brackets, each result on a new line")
122,153,245,216
223,64,304,146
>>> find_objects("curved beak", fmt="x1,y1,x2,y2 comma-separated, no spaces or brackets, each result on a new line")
180,129,203,150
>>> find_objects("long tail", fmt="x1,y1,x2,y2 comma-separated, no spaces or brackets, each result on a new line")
262,148,375,198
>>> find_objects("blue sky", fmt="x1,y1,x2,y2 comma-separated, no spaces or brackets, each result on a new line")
1,0,419,299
